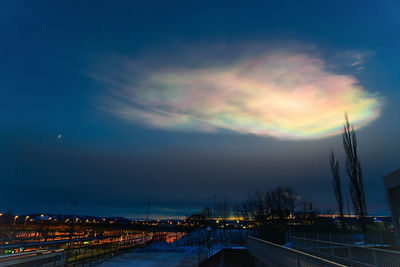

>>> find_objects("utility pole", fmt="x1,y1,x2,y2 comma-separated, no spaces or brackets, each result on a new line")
345,192,351,217
66,201,77,264
213,193,216,221
145,196,152,220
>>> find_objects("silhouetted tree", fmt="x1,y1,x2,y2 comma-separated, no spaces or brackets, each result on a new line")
240,198,253,221
240,193,263,224
216,195,230,221
240,187,296,227
330,150,344,229
296,195,317,219
233,204,242,220
342,114,367,233
200,206,212,220
265,187,296,222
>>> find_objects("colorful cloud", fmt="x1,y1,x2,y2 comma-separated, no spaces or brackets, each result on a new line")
96,49,382,140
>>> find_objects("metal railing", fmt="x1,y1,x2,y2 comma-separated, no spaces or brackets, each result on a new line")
196,229,250,264
247,236,346,267
290,236,400,267
289,232,396,247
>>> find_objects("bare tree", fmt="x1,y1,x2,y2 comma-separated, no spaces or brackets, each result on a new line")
240,198,253,221
200,206,212,220
265,187,295,222
330,150,344,228
233,204,242,221
240,187,296,228
216,195,230,221
342,114,367,232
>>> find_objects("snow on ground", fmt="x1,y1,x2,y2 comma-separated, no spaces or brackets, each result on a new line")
96,241,200,267
96,229,250,266
96,252,198,267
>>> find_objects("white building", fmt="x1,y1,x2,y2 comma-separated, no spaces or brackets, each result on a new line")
382,169,400,245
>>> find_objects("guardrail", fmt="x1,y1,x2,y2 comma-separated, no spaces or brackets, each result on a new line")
290,236,400,267
247,236,346,267
289,232,396,247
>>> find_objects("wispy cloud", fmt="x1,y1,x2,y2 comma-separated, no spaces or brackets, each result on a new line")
332,50,374,72
93,44,382,140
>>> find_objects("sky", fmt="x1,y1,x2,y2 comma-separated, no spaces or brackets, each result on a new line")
1,0,400,218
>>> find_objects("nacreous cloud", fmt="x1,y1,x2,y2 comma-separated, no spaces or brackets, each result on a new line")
96,48,382,139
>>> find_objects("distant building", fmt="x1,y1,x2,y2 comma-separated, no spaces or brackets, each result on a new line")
382,169,400,244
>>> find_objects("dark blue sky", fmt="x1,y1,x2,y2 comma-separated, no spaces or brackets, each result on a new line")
1,0,400,218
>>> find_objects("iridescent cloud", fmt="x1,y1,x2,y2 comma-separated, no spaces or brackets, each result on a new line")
96,49,382,139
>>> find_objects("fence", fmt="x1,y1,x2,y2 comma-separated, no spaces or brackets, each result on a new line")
196,229,250,264
289,232,396,247
247,236,346,267
64,232,164,265
290,236,400,267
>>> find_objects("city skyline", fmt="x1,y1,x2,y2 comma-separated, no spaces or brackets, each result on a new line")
1,0,400,218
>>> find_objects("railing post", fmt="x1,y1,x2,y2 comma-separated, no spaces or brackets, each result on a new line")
347,246,353,267
372,250,377,266
305,238,308,251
